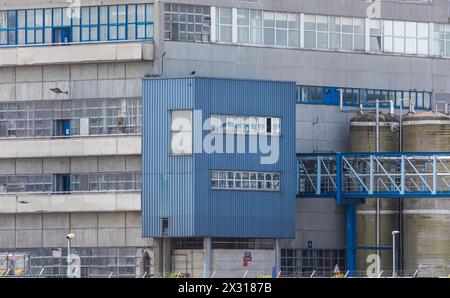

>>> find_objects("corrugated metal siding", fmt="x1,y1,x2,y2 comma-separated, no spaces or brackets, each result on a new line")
194,78,296,238
141,77,195,237
142,77,296,238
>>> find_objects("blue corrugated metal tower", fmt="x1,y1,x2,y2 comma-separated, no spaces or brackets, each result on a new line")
142,76,296,239
142,77,297,277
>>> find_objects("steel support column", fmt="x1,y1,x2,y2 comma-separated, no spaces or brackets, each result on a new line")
336,153,343,204
345,204,356,277
275,239,281,277
203,237,212,278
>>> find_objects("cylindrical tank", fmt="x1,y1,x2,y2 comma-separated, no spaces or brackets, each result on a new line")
350,112,399,276
402,111,450,277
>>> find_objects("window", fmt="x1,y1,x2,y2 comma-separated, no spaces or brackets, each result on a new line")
0,98,142,139
162,218,169,237
353,18,365,51
0,11,10,45
305,14,363,51
210,114,281,136
53,174,71,193
288,13,300,47
217,7,232,42
275,12,287,46
329,16,340,50
304,15,314,48
393,21,405,53
237,9,250,43
164,3,210,42
263,11,275,45
383,20,393,52
53,119,71,138
405,22,416,54
250,10,263,44
74,6,99,42
384,20,429,55
211,170,281,191
298,86,323,103
296,85,432,110
305,15,328,49
417,23,429,55
0,3,154,46
282,249,345,278
237,9,299,47
108,5,127,40
24,9,44,44
71,172,140,192
434,24,450,57
370,19,382,52
171,110,192,155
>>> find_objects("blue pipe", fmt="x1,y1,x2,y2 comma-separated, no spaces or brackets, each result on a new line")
345,204,356,277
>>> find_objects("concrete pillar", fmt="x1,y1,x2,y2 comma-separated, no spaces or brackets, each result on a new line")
275,239,281,277
153,238,164,277
203,237,212,278
162,238,172,276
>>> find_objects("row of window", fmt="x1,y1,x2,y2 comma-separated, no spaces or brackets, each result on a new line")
171,238,274,249
0,3,153,45
297,85,431,109
1,248,140,278
163,3,450,58
281,249,345,278
210,114,281,136
0,86,431,142
304,15,365,51
211,170,281,191
0,172,141,193
170,111,282,155
369,19,429,55
0,98,142,138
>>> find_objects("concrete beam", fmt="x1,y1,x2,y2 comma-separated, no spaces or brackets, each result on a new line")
0,135,141,159
0,42,154,67
0,192,141,214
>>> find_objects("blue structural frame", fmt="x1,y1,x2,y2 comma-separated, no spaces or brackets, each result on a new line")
0,3,154,46
297,152,450,276
296,85,431,110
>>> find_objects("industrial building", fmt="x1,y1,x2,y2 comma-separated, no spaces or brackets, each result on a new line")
0,0,449,278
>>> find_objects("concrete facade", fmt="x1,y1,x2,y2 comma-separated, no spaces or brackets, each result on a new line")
0,211,152,248
0,0,449,277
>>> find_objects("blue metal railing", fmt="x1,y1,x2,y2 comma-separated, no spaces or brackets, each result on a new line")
297,152,450,202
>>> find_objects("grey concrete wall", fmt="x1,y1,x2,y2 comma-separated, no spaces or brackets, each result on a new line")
282,198,346,250
161,41,450,93
172,249,204,277
0,211,152,248
0,62,154,102
296,105,355,153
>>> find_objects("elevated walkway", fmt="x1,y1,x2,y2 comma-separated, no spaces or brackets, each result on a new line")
296,152,450,276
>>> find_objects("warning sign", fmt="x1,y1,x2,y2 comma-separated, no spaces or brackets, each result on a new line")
243,252,252,267
333,264,341,275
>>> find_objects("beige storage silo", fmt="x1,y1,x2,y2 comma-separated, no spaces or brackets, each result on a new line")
402,111,450,277
350,112,399,276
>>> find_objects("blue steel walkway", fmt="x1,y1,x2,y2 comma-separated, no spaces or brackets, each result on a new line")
296,152,450,276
